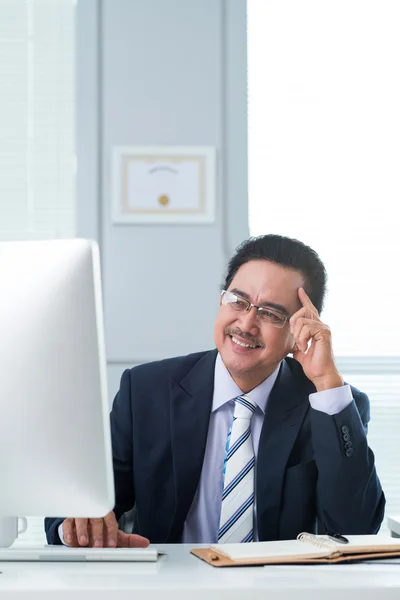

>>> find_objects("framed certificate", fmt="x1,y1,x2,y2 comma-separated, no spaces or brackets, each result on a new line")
111,146,216,224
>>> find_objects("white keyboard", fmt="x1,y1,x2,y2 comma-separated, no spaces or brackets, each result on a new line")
0,546,159,562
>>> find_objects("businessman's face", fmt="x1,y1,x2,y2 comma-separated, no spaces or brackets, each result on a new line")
214,259,304,392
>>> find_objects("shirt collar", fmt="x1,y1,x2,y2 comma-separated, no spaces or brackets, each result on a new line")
212,353,281,414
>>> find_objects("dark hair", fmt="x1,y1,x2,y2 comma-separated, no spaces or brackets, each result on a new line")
223,234,327,313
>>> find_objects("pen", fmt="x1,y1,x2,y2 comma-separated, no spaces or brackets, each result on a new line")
327,532,349,544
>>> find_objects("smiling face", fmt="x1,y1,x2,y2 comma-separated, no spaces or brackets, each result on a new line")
214,260,305,392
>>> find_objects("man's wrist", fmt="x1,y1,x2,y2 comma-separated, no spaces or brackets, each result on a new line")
313,373,344,392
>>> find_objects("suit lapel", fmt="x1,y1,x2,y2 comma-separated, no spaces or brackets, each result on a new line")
167,349,217,541
256,359,311,540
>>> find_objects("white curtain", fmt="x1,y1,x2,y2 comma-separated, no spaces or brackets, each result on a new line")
0,0,76,543
248,0,400,531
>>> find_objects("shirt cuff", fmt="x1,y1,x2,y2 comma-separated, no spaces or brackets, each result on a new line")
58,523,68,546
309,383,353,416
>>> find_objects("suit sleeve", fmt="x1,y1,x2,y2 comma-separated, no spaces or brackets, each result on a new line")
44,517,65,545
45,369,135,545
311,387,385,534
110,368,136,521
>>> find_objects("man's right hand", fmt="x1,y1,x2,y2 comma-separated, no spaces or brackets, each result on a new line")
62,511,150,548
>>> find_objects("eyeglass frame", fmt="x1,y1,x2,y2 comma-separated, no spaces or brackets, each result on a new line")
220,289,291,328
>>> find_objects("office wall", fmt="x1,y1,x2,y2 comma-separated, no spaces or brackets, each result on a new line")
76,0,248,402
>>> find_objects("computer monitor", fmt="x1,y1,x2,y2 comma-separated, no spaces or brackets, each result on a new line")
0,239,115,517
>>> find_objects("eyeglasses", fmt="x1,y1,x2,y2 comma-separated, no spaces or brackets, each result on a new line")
220,290,290,328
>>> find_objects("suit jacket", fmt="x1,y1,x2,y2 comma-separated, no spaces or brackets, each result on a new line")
45,349,385,544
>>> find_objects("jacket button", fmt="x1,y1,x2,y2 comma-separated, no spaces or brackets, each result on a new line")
343,433,350,442
341,425,349,434
345,441,353,450
346,447,354,457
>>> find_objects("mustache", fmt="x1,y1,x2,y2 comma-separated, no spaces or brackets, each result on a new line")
225,327,264,348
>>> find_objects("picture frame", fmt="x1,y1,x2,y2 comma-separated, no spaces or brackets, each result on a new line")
111,146,216,224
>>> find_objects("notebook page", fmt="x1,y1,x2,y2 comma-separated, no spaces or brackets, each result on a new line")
210,539,330,561
318,535,400,555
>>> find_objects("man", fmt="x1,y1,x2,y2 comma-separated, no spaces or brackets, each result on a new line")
45,234,385,548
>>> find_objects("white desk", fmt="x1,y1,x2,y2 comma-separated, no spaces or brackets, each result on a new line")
0,544,400,600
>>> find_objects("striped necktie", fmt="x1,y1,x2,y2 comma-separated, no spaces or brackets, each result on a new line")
218,395,256,543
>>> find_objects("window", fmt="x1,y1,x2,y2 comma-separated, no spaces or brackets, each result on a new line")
0,0,76,543
0,0,76,242
248,0,400,530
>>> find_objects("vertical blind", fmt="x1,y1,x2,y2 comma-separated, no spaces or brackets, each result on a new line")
0,0,76,241
0,0,76,543
248,0,400,531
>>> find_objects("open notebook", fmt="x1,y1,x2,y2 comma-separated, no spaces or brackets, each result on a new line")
191,533,400,567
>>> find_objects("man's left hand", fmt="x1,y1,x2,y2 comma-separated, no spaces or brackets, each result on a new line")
290,288,343,392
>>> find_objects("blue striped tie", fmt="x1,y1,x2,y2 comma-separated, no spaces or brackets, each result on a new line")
218,395,256,543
